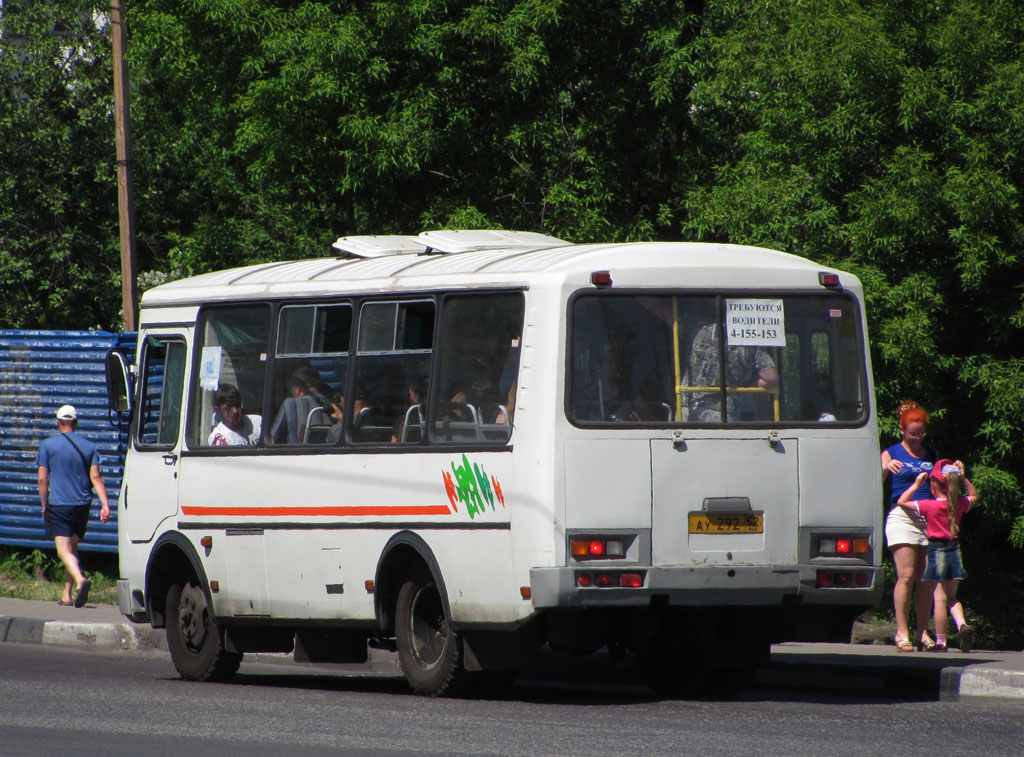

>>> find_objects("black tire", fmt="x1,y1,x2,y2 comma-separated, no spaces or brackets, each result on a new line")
166,577,242,682
394,571,473,696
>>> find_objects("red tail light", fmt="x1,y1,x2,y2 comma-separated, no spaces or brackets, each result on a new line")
619,573,644,588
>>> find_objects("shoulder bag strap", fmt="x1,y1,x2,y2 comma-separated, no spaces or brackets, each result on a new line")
60,433,92,477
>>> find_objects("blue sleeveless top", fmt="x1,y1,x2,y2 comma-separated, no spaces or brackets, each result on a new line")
885,442,936,504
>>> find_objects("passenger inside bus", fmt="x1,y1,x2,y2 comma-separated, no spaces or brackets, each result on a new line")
391,377,428,443
325,383,370,445
270,368,332,444
208,383,261,446
439,383,474,422
685,320,779,422
493,383,516,427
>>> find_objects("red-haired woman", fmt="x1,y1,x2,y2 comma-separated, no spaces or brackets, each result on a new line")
881,401,938,651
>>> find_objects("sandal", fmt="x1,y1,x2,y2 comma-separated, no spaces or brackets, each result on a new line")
927,643,948,653
894,636,915,652
73,579,91,608
916,633,936,652
958,624,973,653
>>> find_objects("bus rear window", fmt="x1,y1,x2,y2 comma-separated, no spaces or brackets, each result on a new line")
569,294,867,425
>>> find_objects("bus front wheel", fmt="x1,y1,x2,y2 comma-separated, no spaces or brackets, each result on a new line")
394,571,472,696
165,577,241,682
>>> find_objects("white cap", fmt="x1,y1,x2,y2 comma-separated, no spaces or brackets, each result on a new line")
56,405,78,420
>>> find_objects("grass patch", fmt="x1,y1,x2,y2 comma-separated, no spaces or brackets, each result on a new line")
0,546,119,605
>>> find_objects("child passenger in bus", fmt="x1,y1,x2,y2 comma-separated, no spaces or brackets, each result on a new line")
898,460,980,652
326,384,369,445
390,378,427,443
208,384,261,446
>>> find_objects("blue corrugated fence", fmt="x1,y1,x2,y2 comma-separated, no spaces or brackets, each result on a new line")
0,330,135,554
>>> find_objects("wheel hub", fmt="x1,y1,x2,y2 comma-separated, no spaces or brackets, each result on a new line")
410,586,447,668
178,583,209,652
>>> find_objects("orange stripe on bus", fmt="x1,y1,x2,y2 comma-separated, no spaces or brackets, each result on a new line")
180,504,452,517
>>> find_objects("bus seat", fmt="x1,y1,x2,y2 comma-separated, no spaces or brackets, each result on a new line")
399,404,425,442
303,407,332,444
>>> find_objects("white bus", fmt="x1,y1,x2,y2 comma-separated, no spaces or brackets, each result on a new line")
107,230,882,697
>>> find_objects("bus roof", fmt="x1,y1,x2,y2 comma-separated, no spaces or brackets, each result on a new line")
140,232,853,308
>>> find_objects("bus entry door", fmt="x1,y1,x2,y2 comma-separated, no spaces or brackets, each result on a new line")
124,332,189,543
650,437,799,568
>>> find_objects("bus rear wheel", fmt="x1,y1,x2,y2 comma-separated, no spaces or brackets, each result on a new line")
395,571,472,696
165,576,241,682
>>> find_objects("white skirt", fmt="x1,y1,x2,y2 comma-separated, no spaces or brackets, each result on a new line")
885,505,928,548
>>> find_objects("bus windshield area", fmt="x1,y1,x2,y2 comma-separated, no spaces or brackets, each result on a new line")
570,293,868,425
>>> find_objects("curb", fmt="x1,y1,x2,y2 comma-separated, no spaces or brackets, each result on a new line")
958,667,1024,699
3,614,1022,700
0,616,166,652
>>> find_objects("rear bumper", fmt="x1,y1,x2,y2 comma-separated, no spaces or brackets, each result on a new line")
530,564,883,608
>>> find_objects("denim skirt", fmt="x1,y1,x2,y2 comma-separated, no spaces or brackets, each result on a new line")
922,539,966,582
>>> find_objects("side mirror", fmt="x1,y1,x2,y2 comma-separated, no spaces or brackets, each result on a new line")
105,349,133,414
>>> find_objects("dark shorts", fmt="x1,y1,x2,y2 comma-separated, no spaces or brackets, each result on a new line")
923,539,967,582
45,505,91,539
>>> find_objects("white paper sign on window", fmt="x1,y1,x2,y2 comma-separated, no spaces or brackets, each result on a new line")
725,299,786,347
199,346,223,391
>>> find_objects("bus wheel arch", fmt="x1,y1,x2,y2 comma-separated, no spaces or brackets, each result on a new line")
147,532,241,682
146,532,208,629
375,532,472,696
374,531,452,638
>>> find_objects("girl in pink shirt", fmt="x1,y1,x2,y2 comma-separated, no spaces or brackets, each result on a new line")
898,460,980,651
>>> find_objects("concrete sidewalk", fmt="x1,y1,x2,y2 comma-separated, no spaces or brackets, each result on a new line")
2,596,1022,700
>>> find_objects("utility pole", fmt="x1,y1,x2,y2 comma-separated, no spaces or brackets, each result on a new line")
111,0,138,331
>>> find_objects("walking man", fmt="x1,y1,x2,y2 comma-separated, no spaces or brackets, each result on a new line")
36,405,110,607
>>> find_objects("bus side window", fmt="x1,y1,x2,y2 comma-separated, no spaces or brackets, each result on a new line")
137,337,186,447
431,293,525,444
270,303,351,445
351,300,433,444
189,305,272,448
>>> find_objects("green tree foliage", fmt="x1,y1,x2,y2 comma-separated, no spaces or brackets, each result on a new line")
2,0,1023,640
0,0,121,327
125,0,709,272
679,0,1024,642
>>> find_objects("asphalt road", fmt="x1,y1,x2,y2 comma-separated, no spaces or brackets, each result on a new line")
1,643,1022,757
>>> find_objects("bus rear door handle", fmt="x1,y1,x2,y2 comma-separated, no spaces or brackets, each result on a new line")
163,453,178,465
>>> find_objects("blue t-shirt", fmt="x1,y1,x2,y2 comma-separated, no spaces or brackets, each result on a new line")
36,432,100,506
885,441,936,505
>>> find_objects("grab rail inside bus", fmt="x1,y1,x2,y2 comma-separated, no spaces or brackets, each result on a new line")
675,385,781,422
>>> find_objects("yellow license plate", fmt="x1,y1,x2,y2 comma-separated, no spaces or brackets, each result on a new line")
688,513,764,534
